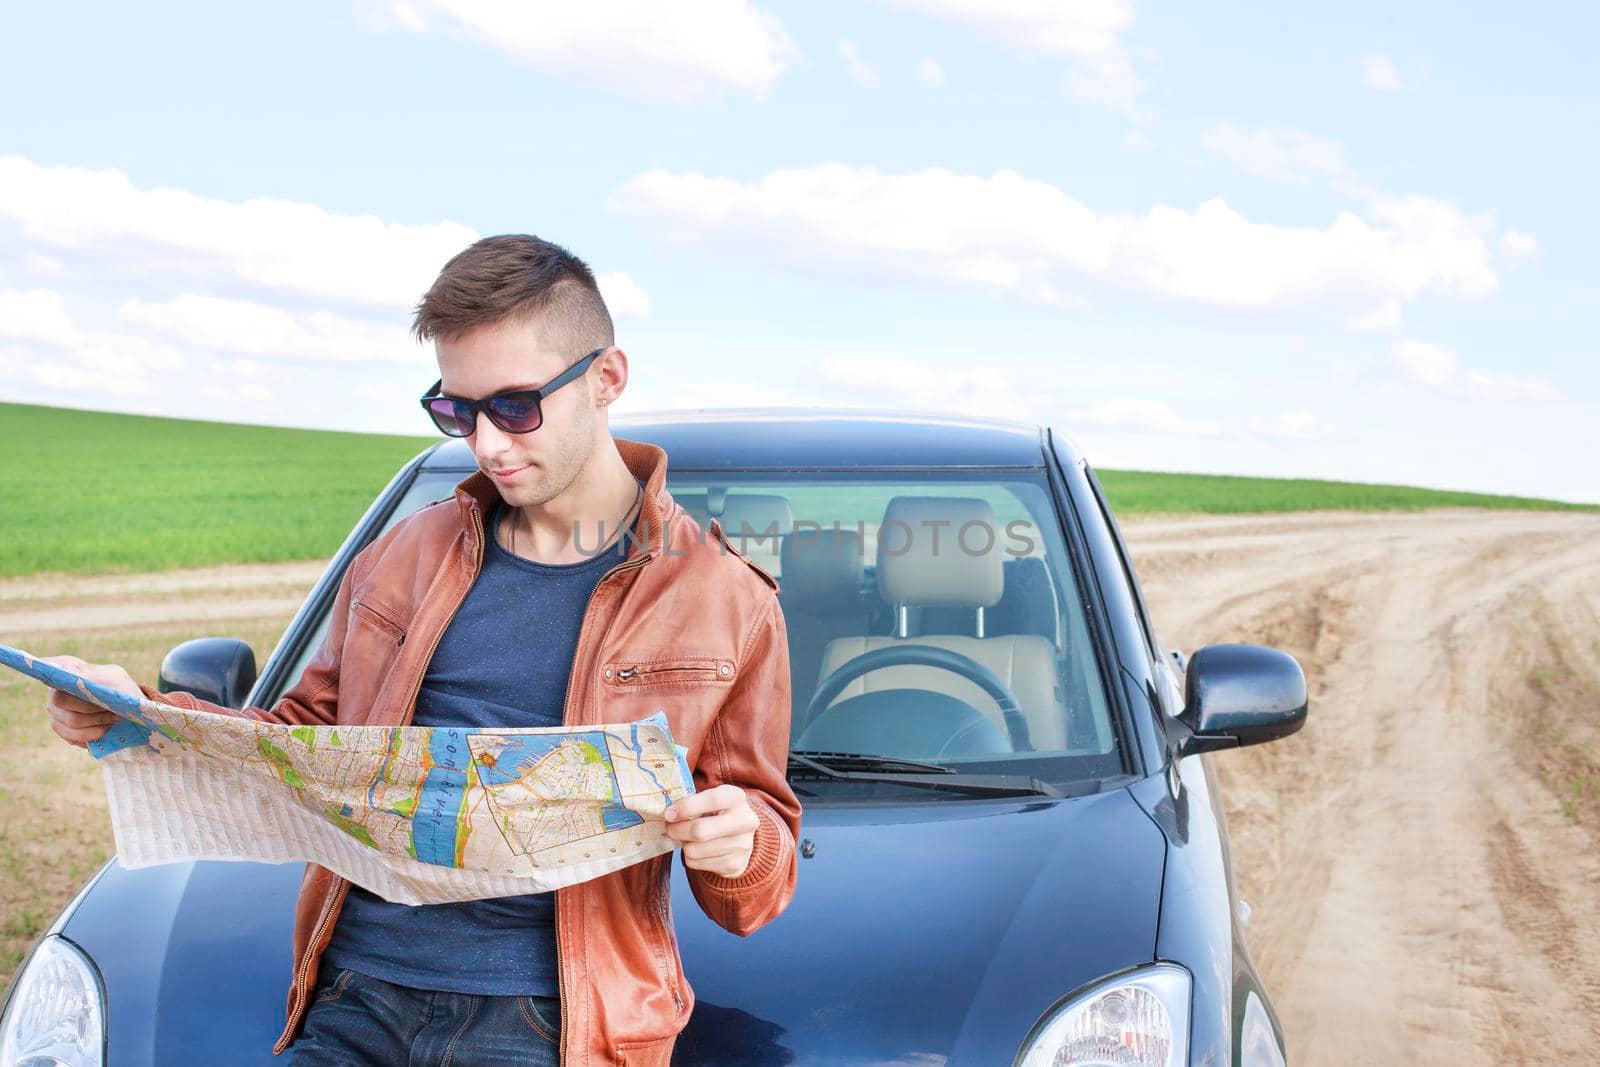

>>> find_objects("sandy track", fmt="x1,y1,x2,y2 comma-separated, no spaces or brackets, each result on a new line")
5,510,1598,1062
0,562,326,635
1124,509,1600,1065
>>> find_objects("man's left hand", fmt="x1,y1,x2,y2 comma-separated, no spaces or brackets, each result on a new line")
664,784,758,879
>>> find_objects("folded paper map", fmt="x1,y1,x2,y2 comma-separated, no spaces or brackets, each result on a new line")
1,644,695,905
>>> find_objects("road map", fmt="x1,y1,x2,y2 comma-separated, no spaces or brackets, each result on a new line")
1,644,695,905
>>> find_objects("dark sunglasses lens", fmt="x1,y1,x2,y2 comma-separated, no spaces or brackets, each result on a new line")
424,398,474,437
486,391,542,433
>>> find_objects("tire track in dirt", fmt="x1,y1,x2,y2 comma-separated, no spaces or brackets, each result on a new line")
1125,509,1600,1065
0,561,325,637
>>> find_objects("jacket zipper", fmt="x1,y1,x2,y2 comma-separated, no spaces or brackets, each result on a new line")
273,877,350,1054
277,505,486,1054
613,662,718,682
558,537,651,1067
656,868,684,1014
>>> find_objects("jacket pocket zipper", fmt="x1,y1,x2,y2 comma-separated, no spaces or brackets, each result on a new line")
611,659,729,684
352,596,407,643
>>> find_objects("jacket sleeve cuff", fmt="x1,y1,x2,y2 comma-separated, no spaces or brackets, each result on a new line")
693,791,791,894
137,682,273,722
137,683,197,709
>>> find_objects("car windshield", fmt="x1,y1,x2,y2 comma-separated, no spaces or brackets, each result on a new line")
672,470,1125,794
274,466,1127,798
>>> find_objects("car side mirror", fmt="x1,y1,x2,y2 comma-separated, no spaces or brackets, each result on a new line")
159,637,257,710
1174,643,1307,757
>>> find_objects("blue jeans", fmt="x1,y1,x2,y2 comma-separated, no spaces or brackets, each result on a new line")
288,966,561,1066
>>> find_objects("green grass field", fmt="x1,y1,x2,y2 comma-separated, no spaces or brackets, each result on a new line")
1091,468,1597,515
1,402,437,578
1,401,1593,578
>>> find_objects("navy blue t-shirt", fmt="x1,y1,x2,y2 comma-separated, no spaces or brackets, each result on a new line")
322,491,635,995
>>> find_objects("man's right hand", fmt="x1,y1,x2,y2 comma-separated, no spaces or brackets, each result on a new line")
40,655,142,749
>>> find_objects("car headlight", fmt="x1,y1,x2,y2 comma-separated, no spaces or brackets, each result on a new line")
1016,963,1190,1067
0,936,105,1067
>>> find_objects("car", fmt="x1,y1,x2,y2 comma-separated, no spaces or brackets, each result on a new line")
1,408,1304,1066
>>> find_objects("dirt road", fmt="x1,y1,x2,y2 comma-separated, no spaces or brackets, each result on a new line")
1124,509,1600,1065
4,509,1598,1062
0,561,326,634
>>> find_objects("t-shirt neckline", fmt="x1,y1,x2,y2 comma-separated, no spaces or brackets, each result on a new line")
488,485,640,573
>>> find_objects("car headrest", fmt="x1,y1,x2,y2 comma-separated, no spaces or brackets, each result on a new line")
780,529,865,615
715,494,793,546
876,496,1004,609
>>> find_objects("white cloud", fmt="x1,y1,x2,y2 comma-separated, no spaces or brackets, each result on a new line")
1204,127,1531,319
595,271,651,318
1203,122,1350,184
1361,53,1403,92
24,254,65,276
0,155,477,307
817,356,1051,423
0,288,185,394
610,164,1499,321
0,158,661,434
367,0,794,101
120,294,425,364
1364,193,1498,294
915,56,945,85
1461,369,1557,401
202,381,275,407
1392,339,1458,386
1392,339,1556,400
1348,297,1402,332
882,0,1140,115
0,344,149,397
1068,397,1223,437
0,289,82,346
211,356,282,380
1249,411,1334,440
838,40,880,87
1500,230,1538,259
618,375,795,412
0,156,654,417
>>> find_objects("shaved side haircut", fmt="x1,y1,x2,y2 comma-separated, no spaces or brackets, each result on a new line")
412,234,614,366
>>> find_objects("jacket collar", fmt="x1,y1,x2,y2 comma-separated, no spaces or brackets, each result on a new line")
452,435,672,563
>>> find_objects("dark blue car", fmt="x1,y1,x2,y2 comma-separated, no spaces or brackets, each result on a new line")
2,410,1304,1066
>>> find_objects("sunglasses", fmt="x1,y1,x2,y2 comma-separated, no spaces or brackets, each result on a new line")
419,347,608,437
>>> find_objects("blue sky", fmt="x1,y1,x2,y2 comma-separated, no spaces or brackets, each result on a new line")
2,2,1595,501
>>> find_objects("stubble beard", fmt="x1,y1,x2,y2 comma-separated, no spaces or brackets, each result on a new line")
497,397,598,522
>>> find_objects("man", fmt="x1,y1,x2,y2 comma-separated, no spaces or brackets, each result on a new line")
41,234,802,1066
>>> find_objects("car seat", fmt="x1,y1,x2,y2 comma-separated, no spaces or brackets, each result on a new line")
811,496,1067,751
778,528,873,734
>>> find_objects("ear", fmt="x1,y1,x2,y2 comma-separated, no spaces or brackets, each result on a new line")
593,346,629,406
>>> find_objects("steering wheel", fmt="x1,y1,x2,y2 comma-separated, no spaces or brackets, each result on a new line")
800,644,1034,752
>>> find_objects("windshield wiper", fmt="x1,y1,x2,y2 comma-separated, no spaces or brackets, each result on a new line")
787,750,1066,798
789,750,951,774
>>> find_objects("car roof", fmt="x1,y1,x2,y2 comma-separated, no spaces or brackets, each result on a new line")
421,406,1070,471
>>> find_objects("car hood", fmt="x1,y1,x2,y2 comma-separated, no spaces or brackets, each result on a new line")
672,786,1166,1064
61,786,1165,1065
59,856,302,1064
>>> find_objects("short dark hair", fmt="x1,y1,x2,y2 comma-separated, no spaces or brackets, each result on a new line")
412,235,614,360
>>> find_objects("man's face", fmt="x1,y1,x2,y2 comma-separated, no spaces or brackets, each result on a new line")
435,314,602,510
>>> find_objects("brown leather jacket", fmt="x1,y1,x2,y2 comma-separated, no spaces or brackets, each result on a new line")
138,437,802,1065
